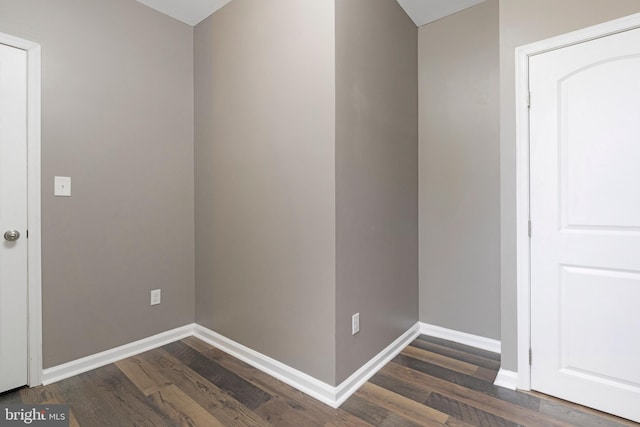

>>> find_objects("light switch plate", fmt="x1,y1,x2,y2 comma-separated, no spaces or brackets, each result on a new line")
150,289,161,306
54,176,71,197
352,313,360,335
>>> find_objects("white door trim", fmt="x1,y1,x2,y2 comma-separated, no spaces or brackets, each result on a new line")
515,13,640,391
0,32,42,387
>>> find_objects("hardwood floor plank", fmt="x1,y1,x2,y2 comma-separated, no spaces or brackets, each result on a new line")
140,348,271,427
444,417,482,427
186,339,374,427
404,345,482,376
182,335,216,353
342,394,429,427
58,364,173,427
376,360,505,427
381,362,576,427
416,336,500,361
425,392,522,427
411,339,501,371
255,397,326,427
322,418,378,427
0,388,24,404
369,371,434,403
163,340,271,410
116,355,172,395
94,363,176,426
148,384,226,427
395,353,541,411
474,367,498,382
538,397,637,427
17,384,64,405
55,375,129,427
355,382,449,426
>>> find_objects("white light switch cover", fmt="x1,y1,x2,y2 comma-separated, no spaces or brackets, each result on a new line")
150,289,161,306
54,176,71,197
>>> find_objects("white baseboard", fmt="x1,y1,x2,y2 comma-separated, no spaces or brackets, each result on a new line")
334,322,421,407
494,368,518,390
42,324,195,385
193,324,337,406
42,321,420,408
194,322,421,408
419,322,501,354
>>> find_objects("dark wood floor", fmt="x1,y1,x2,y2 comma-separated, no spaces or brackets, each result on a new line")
1,335,637,427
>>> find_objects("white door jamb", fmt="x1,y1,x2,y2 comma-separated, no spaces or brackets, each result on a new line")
0,32,42,387
515,13,640,391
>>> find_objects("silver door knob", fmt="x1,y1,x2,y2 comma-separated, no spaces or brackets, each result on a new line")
4,230,20,242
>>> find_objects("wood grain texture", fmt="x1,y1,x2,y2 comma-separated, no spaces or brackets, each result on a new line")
1,334,635,427
402,345,481,376
354,383,448,426
140,349,270,427
148,385,226,427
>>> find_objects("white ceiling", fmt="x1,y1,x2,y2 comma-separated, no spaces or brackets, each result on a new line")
136,0,486,28
396,0,486,26
135,0,232,26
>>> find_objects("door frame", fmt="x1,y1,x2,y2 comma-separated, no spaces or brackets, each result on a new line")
515,13,640,391
0,32,42,386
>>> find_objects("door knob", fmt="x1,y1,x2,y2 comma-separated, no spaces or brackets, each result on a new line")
4,230,20,242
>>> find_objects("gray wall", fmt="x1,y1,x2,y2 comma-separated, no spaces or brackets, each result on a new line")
12,0,627,385
194,0,337,384
499,0,640,371
335,0,419,383
418,0,500,339
0,0,195,368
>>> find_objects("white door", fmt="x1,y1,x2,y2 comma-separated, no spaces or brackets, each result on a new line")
530,27,640,422
0,43,28,393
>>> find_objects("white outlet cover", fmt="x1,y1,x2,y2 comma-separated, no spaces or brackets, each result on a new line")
150,289,161,306
352,313,360,335
54,176,71,197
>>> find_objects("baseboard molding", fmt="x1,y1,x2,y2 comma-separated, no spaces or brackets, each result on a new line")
494,368,518,390
419,322,501,354
42,321,420,408
194,322,421,408
42,324,195,385
334,322,421,407
193,324,337,406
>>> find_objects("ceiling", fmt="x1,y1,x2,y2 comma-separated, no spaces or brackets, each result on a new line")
135,0,232,26
396,0,486,26
135,0,486,27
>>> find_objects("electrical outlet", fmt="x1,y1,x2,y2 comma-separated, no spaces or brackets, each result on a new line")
352,313,360,335
150,289,161,306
